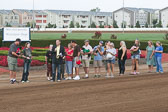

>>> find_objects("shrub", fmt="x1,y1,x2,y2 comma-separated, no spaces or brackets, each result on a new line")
110,34,117,39
61,34,67,39
92,31,102,39
163,32,168,40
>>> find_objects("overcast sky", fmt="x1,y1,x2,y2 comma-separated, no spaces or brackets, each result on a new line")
1,0,168,12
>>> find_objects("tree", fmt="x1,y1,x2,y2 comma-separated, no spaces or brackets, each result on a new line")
26,22,31,27
113,20,119,28
76,22,80,28
99,23,104,28
135,21,141,28
90,7,100,12
121,22,126,28
156,20,163,28
46,23,54,28
69,21,75,28
145,22,148,28
6,22,12,27
152,19,158,28
90,22,96,28
53,24,57,28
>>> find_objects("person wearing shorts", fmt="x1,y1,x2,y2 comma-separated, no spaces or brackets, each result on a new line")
7,38,21,84
93,41,104,78
71,40,81,80
105,42,116,78
81,40,93,78
130,39,140,75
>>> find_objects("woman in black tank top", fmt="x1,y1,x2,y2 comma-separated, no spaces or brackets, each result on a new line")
118,41,127,75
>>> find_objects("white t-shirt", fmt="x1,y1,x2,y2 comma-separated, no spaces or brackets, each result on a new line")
82,45,93,60
106,48,116,60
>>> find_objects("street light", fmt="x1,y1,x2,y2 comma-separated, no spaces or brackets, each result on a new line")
122,0,125,33
33,0,35,33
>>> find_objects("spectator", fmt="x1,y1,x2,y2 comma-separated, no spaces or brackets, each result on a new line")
130,39,140,75
154,41,163,74
81,40,93,79
146,41,155,73
71,40,81,80
7,38,21,84
118,41,127,76
65,43,74,80
93,41,104,78
105,42,116,78
51,40,65,82
21,42,32,83
45,44,53,81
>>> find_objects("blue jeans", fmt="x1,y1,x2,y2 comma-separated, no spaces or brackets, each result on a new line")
155,56,163,73
52,63,61,81
66,61,73,75
118,59,126,74
22,61,31,81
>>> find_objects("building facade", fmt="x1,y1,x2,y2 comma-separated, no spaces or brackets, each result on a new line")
160,7,168,28
0,10,19,27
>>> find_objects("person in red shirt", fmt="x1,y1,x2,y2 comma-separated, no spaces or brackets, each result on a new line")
65,43,74,80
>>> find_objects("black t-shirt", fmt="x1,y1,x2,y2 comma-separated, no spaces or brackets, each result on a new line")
73,45,80,57
118,48,127,60
8,43,19,58
46,50,52,63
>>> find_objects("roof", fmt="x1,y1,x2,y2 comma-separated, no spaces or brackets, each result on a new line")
160,7,168,12
45,10,113,16
125,7,159,13
0,10,19,15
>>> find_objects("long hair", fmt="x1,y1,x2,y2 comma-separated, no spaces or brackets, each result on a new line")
119,41,127,50
25,42,30,48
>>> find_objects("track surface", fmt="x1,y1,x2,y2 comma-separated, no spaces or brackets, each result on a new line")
0,73,168,112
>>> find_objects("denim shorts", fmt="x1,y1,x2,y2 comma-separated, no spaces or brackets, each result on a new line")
106,59,115,64
131,54,140,60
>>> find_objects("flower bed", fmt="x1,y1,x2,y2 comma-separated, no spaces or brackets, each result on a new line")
0,56,45,67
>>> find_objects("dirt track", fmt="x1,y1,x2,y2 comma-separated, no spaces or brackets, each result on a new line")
0,72,168,112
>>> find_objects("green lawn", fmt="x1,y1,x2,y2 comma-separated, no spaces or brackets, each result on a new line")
31,33,166,41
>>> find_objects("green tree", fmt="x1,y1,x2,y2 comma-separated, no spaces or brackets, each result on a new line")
90,7,100,12
99,23,104,28
113,20,119,28
53,24,57,28
156,20,163,28
152,19,158,28
145,22,148,28
69,21,75,28
6,22,12,27
76,22,80,28
135,21,141,28
90,22,96,28
121,22,126,28
26,22,31,27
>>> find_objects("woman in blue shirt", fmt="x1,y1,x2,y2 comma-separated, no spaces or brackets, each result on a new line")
155,41,163,73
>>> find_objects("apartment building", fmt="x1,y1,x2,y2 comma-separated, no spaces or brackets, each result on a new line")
44,10,113,28
160,7,168,28
113,7,159,28
0,10,19,27
13,9,33,26
34,10,48,28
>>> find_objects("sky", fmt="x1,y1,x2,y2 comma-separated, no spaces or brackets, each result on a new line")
1,0,168,12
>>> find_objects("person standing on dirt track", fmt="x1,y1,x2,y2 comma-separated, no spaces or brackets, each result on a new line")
7,38,21,84
81,40,93,79
71,40,81,80
93,41,104,78
154,41,164,74
51,40,65,82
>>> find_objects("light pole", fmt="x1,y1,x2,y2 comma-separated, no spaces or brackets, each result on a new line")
33,0,35,33
122,0,125,33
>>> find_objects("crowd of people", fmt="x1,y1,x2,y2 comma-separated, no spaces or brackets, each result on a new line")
7,38,164,84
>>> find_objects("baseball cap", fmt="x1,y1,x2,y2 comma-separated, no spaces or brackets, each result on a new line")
99,41,104,44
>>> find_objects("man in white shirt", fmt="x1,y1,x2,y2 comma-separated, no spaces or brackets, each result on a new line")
81,40,93,78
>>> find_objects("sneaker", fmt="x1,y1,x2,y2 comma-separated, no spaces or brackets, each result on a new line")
26,80,30,83
73,75,80,80
85,74,89,78
160,72,164,74
21,81,25,83
62,78,66,80
47,77,50,81
50,80,55,82
13,79,19,83
10,80,14,84
57,80,61,82
105,74,110,78
66,77,72,80
136,72,140,75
